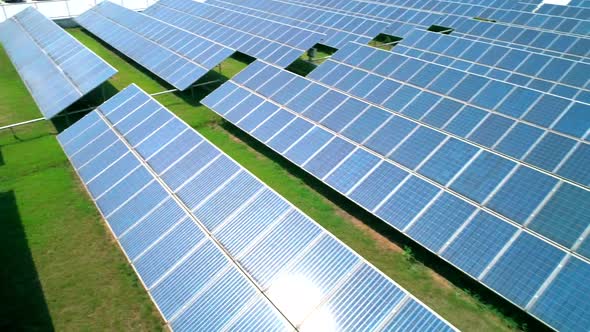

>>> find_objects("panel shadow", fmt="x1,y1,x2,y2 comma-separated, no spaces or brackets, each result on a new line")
0,190,54,331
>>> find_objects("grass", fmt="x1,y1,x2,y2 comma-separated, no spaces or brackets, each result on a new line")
0,27,548,331
291,44,337,76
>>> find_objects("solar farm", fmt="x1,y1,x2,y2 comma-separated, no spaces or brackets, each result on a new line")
0,0,588,331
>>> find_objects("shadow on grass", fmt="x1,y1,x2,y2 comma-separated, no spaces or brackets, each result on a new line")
219,120,550,332
0,148,4,166
0,191,54,331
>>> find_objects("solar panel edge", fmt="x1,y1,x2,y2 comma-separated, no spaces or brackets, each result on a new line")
58,83,457,331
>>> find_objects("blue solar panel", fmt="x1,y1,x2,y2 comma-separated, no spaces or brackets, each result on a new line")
203,58,590,332
143,0,325,67
530,257,590,332
482,232,566,307
0,7,116,119
206,0,390,48
58,84,454,331
394,30,590,102
287,0,590,62
76,1,233,90
310,42,589,188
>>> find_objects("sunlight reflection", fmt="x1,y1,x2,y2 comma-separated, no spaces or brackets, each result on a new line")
266,273,336,330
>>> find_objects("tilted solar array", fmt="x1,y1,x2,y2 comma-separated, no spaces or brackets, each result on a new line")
292,0,590,36
255,0,590,62
76,1,233,90
206,0,392,49
202,59,590,331
58,84,456,331
0,7,116,119
307,41,590,186
143,0,325,67
392,29,589,103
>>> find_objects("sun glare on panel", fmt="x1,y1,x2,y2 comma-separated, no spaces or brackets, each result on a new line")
266,273,335,330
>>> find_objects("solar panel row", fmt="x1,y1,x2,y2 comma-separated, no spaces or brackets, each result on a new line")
266,0,590,61
537,3,590,19
297,0,590,36
76,1,233,90
207,0,391,49
202,60,590,332
307,42,590,186
0,7,116,119
143,0,325,67
568,0,590,8
395,29,589,103
58,84,456,332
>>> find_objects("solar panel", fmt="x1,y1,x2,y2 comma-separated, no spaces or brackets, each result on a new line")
202,60,590,332
295,0,589,36
306,42,589,185
206,0,392,49
143,0,325,67
75,1,234,90
537,3,590,19
0,7,116,119
395,29,589,103
58,84,455,331
276,0,590,62
569,0,590,8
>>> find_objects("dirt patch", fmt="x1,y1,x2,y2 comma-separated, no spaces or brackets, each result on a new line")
428,269,454,290
334,209,403,254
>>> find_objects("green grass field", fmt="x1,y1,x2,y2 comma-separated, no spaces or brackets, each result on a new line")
0,27,547,331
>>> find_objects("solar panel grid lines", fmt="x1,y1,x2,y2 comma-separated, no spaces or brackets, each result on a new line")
206,0,392,48
537,3,590,19
101,2,235,69
395,30,590,102
75,1,233,90
523,253,571,310
314,65,588,189
310,42,590,186
0,7,117,119
203,61,587,326
202,60,590,257
151,0,325,47
451,21,590,63
569,0,590,8
279,0,590,61
58,84,456,331
142,0,325,68
307,0,590,36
